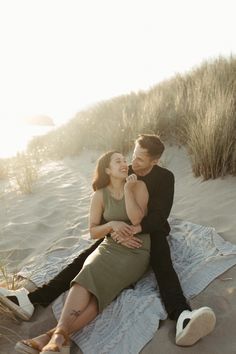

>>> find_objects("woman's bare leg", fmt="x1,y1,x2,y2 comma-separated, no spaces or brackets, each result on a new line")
42,284,98,350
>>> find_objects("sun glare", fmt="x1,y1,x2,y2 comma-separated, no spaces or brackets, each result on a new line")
0,120,27,158
0,120,52,159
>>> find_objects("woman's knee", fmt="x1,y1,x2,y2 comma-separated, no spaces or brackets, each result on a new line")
91,295,99,312
71,283,90,296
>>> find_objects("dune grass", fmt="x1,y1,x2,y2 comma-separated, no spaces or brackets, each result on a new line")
0,160,8,180
0,263,19,291
0,152,39,194
0,56,235,181
0,262,20,326
23,55,236,180
10,152,39,194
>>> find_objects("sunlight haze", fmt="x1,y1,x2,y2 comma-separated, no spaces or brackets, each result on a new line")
0,0,235,156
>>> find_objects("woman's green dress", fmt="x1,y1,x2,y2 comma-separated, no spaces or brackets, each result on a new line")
71,187,150,312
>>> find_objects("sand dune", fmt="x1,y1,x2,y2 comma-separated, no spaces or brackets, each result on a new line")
0,147,236,354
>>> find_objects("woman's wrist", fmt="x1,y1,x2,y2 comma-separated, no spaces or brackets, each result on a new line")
107,221,113,232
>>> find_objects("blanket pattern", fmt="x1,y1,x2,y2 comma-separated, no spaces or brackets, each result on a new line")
18,218,236,354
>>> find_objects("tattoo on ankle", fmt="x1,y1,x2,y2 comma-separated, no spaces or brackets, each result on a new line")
70,309,81,318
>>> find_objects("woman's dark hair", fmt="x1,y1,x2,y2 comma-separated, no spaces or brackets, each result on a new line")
135,134,164,159
92,150,120,191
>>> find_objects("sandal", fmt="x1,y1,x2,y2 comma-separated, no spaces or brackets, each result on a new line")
15,329,55,354
39,328,70,354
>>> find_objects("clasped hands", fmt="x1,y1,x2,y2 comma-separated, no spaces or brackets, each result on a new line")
110,221,142,249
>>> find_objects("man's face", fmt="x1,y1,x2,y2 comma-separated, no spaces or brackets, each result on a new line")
131,144,158,176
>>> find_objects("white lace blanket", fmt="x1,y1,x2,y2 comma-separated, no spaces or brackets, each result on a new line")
19,218,236,354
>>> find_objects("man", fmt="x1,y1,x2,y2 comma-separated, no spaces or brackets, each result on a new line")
0,134,216,346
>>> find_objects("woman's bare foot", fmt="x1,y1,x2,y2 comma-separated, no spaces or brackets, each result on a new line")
41,333,65,352
19,333,50,350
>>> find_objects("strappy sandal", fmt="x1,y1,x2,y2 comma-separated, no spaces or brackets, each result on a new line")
15,328,55,354
39,328,70,354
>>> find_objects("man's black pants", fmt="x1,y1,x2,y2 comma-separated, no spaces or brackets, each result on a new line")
29,233,190,321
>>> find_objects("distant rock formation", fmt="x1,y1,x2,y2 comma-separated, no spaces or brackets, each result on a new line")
24,115,55,126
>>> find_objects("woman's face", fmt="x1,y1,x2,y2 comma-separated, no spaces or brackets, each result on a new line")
106,153,128,179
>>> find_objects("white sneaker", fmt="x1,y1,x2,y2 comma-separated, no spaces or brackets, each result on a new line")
176,306,216,346
0,287,34,320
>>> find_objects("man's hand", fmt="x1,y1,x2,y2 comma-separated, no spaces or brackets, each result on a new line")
109,221,133,238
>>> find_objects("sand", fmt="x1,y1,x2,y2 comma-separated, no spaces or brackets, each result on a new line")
0,146,236,354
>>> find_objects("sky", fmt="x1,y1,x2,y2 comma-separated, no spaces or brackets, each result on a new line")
0,0,235,128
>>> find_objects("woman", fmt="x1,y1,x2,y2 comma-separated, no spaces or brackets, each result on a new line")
15,151,150,354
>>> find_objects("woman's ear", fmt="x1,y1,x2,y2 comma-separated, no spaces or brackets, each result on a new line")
105,168,110,175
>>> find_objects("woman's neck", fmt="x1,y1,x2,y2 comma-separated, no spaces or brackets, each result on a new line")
108,178,125,199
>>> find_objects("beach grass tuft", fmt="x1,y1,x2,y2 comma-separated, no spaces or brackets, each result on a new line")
0,152,39,194
0,55,235,181
24,55,236,180
0,264,20,331
0,260,21,291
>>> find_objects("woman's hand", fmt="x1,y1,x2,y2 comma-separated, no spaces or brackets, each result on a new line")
124,174,138,191
109,221,133,238
111,232,143,249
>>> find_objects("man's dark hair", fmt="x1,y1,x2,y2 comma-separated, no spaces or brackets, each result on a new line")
135,134,165,159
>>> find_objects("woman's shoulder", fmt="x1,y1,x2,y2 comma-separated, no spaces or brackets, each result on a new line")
135,180,146,187
134,180,148,193
92,189,104,200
